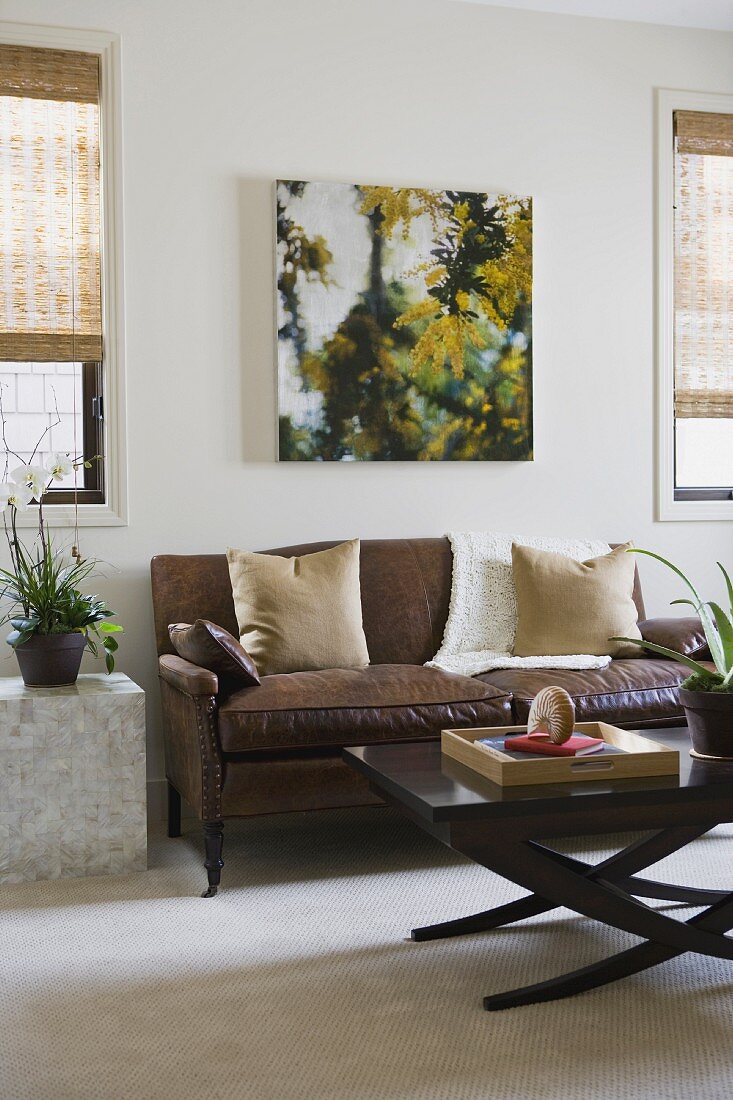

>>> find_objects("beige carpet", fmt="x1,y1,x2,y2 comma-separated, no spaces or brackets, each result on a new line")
1,806,733,1100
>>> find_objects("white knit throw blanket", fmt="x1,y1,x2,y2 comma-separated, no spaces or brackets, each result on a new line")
426,531,613,677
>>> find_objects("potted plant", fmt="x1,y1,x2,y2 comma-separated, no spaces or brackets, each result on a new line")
613,550,733,760
0,409,122,687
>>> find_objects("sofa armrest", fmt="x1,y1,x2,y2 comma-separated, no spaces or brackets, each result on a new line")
159,653,219,696
639,617,710,660
158,655,222,820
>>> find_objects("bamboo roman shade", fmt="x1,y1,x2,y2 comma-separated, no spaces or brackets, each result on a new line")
675,111,733,159
0,45,102,362
673,110,733,418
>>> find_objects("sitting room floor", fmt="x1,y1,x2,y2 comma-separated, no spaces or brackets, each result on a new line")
1,807,732,1100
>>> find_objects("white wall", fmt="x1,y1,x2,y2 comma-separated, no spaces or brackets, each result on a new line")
1,0,732,787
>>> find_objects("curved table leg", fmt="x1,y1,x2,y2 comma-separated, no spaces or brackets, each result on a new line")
612,878,726,906
412,825,715,943
483,940,677,1010
469,837,733,961
412,893,550,941
533,842,729,906
484,885,733,1010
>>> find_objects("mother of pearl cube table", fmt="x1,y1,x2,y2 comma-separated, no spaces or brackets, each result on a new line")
0,673,146,884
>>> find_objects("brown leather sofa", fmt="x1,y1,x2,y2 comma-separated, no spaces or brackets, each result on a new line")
151,538,708,896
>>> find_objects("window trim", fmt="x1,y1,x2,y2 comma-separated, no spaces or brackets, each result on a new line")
656,88,733,522
0,22,127,527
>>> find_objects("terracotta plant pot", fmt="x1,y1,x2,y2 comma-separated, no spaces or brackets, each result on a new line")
14,633,87,688
679,686,733,760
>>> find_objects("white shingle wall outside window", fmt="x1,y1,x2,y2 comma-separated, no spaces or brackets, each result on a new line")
0,363,83,490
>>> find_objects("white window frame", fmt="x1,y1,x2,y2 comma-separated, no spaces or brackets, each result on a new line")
656,87,733,522
0,21,127,527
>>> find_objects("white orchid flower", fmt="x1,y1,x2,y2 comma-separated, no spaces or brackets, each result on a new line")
11,464,49,502
46,452,73,482
0,481,33,512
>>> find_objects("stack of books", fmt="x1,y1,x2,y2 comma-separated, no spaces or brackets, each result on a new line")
478,730,625,759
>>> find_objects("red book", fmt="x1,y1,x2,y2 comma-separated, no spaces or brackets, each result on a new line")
504,731,604,757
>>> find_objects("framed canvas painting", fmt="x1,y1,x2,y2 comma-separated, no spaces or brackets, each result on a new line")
276,181,532,461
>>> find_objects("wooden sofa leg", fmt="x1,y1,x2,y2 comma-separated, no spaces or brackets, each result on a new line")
202,820,224,898
167,781,182,838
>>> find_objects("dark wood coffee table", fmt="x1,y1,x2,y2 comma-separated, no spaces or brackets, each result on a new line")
344,728,733,1010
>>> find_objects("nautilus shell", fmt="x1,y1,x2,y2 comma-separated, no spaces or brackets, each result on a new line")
527,685,576,744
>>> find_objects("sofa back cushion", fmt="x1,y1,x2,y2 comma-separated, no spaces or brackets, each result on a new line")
150,538,644,665
226,539,370,675
511,543,642,658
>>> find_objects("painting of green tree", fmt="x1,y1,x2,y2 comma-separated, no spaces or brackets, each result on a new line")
276,180,532,461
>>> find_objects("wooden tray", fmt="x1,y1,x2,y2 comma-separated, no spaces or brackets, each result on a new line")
441,722,679,787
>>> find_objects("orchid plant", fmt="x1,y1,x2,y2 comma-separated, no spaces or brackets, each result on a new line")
0,391,122,672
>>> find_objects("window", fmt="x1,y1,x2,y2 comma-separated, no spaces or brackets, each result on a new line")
657,90,733,521
673,110,733,501
0,29,125,525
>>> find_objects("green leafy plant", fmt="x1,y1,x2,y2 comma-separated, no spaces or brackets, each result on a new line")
0,537,122,672
0,389,122,672
612,549,733,693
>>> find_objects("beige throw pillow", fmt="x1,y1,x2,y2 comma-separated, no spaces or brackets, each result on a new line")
511,542,642,659
226,539,370,676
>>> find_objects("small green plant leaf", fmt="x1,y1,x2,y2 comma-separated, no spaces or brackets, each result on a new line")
718,562,733,621
98,622,123,633
10,617,37,631
707,601,733,666
105,650,114,673
609,636,714,677
625,548,725,674
706,602,733,687
626,548,704,603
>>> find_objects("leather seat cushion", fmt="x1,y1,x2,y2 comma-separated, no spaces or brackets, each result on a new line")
218,664,512,753
476,659,689,726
